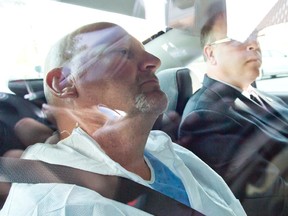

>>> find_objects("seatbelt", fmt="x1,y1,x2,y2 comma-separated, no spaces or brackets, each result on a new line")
0,157,204,216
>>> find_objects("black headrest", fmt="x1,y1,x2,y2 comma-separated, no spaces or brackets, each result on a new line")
152,67,193,141
156,67,192,115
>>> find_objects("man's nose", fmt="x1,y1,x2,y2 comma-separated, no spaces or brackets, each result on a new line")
140,52,161,73
246,36,261,51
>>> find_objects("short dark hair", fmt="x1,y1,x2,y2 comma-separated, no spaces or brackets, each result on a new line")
200,12,226,48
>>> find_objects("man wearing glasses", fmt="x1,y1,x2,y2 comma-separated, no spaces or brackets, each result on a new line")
179,11,288,216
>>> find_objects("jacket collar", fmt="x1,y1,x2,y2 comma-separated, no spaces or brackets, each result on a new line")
202,74,288,133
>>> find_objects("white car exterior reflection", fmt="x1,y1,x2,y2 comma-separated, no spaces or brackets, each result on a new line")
260,50,288,78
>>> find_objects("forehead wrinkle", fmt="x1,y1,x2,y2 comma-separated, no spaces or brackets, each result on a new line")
74,26,126,51
75,34,132,75
104,34,132,52
66,30,126,74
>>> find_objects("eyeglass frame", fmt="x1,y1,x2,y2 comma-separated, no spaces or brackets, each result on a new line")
207,33,265,46
207,37,233,46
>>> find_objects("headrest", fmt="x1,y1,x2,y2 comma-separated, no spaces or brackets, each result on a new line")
152,67,192,140
156,67,192,115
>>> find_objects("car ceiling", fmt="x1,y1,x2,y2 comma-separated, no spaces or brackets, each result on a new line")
55,0,225,32
55,0,146,18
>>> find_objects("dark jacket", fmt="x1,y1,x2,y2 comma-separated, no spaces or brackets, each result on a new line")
179,74,288,216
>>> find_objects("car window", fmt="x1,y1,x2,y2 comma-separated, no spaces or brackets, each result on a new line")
0,0,166,93
256,22,288,92
1,0,288,215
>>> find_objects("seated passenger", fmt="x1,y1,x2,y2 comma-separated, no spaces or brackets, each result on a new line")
179,11,288,215
3,105,58,158
0,121,25,157
0,22,245,215
14,117,55,147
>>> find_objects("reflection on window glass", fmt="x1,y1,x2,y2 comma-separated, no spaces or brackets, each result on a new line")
257,22,288,92
0,0,165,93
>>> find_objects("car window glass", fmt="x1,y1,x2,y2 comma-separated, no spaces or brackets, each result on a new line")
0,0,166,93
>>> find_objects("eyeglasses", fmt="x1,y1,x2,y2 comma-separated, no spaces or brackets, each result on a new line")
207,33,265,46
208,37,234,46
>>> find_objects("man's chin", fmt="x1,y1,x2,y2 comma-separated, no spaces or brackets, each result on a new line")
148,91,169,114
135,91,168,114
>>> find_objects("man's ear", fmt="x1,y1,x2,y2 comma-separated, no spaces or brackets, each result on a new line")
45,68,78,98
203,45,216,65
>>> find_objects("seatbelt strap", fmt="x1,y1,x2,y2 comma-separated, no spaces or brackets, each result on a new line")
0,157,204,216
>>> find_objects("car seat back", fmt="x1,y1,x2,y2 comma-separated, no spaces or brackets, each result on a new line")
157,67,192,115
153,67,193,141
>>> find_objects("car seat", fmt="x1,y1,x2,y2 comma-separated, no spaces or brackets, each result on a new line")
153,67,193,141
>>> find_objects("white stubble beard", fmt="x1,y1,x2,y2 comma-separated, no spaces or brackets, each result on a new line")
134,91,168,114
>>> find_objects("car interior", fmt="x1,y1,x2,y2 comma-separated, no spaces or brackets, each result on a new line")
1,0,287,152
1,0,288,214
0,65,193,156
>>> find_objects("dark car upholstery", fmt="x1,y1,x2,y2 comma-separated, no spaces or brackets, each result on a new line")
0,92,48,156
153,67,192,141
0,120,24,156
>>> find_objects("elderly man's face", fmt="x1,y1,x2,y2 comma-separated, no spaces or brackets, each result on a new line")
207,14,262,89
68,25,167,116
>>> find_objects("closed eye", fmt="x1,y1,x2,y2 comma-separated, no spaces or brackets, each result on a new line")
104,47,133,59
119,49,128,55
117,48,133,59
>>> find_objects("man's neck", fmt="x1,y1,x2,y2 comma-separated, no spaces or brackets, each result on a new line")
91,115,155,180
